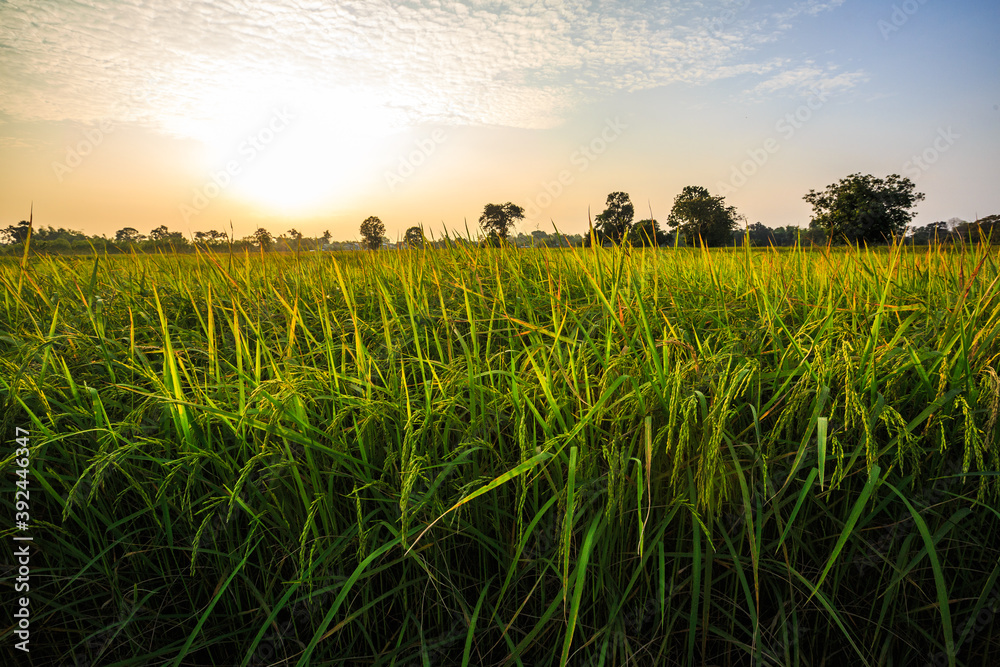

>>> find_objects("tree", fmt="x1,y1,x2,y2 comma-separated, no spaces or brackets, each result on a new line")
479,202,524,243
148,224,185,246
953,214,999,243
2,220,32,244
666,186,742,247
115,227,144,244
741,222,776,246
907,220,952,245
321,230,332,245
404,226,425,248
250,228,273,250
630,219,669,247
194,230,228,245
803,173,925,244
285,228,304,254
205,230,228,245
594,192,635,244
360,216,386,250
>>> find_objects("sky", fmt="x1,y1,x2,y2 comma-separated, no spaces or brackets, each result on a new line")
1,0,998,242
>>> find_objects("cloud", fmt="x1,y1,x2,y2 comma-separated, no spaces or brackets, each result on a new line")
0,135,47,150
771,0,848,29
746,63,869,98
0,0,858,134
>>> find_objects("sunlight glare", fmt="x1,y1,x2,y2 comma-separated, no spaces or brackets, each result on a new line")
187,81,401,215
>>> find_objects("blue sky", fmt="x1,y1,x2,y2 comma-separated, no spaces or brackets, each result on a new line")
1,0,997,240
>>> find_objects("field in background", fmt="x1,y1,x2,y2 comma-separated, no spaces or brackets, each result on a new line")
2,242,999,666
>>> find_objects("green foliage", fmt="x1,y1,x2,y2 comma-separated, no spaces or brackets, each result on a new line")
249,227,273,250
116,227,145,243
737,222,828,247
804,172,925,244
360,215,386,250
512,230,584,248
149,224,185,243
953,214,1000,243
478,202,524,241
1,242,999,665
479,231,508,247
667,185,742,247
1,219,32,244
908,220,953,245
193,229,228,245
629,218,669,246
594,191,635,244
403,225,425,248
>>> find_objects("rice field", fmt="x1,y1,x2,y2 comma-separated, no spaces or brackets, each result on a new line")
2,240,999,666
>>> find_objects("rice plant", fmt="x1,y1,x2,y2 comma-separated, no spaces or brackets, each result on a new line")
1,239,998,665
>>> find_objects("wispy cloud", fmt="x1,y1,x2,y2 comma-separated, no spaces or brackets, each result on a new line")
0,0,858,134
0,135,48,150
747,63,869,98
771,0,848,29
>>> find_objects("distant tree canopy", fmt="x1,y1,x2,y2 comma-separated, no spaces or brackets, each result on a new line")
148,225,185,244
953,215,1000,243
404,226,425,248
735,222,826,247
629,218,670,247
594,191,635,244
511,231,584,248
250,228,273,250
194,230,228,245
31,226,87,242
360,216,386,250
1,220,32,244
667,186,742,247
115,227,144,243
479,202,524,243
907,220,952,245
804,173,924,244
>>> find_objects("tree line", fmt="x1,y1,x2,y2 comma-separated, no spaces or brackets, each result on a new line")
358,173,993,250
3,172,997,255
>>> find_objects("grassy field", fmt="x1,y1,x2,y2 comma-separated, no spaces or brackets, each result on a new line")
1,241,999,666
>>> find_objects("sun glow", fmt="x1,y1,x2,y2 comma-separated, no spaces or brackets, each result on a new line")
187,84,402,215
